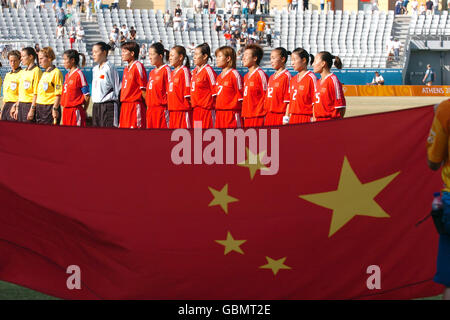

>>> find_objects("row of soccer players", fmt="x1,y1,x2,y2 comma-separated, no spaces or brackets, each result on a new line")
0,42,346,128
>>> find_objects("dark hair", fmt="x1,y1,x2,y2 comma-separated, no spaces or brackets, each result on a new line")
215,46,237,69
172,45,190,69
318,51,343,69
150,42,169,62
291,47,314,66
244,44,264,65
22,47,39,67
273,47,291,64
121,41,140,60
7,50,21,60
94,42,112,56
195,43,212,61
63,49,86,68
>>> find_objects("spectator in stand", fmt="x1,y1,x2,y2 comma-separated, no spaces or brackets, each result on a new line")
57,8,67,27
232,1,241,18
111,0,119,10
173,12,182,31
410,0,419,14
225,0,233,14
174,3,182,15
393,38,400,61
69,27,76,49
249,0,256,14
433,0,439,13
371,0,378,11
426,0,433,14
367,71,384,85
230,17,240,32
242,0,249,16
56,23,65,39
110,25,118,44
139,43,146,61
292,0,298,12
265,0,270,13
129,26,137,41
247,23,255,35
209,0,216,13
419,2,426,14
34,43,41,53
183,17,190,32
214,15,223,34
164,10,172,28
238,33,247,56
241,19,248,32
256,17,265,42
224,30,232,45
265,24,272,47
76,26,85,43
260,0,266,14
188,42,196,59
85,0,93,22
326,0,332,10
194,0,202,13
320,0,325,10
303,0,309,11
203,0,209,14
287,0,292,11
120,24,129,39
95,0,102,12
249,31,259,44
402,0,409,14
119,32,126,45
223,19,230,32
126,0,132,9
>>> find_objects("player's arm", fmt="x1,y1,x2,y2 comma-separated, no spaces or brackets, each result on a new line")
427,105,448,171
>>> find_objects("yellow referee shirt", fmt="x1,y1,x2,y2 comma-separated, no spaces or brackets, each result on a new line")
36,66,63,105
18,65,42,103
2,69,22,103
427,99,450,192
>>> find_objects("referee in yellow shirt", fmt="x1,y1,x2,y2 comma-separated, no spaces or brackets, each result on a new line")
10,47,42,123
0,50,22,121
36,47,63,125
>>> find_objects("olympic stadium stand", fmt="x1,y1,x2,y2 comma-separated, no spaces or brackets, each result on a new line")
409,11,450,35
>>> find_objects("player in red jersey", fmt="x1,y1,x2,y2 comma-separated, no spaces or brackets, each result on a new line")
264,47,291,126
191,43,217,129
60,50,90,126
146,42,171,128
311,51,346,121
285,48,318,124
168,45,192,129
214,46,243,129
120,42,147,129
241,44,268,128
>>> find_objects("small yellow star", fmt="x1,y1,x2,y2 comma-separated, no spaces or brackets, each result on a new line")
215,231,247,255
299,156,400,237
259,256,292,276
208,184,239,214
238,148,270,180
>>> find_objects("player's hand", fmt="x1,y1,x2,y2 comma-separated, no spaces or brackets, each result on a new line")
27,108,35,121
282,115,290,125
10,105,17,120
52,109,59,121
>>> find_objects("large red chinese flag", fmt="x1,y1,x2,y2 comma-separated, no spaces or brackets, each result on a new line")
0,106,444,299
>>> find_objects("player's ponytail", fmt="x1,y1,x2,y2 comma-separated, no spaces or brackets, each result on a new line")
319,51,343,70
151,42,170,62
22,47,39,67
292,47,313,66
196,43,212,61
94,41,112,57
79,53,86,68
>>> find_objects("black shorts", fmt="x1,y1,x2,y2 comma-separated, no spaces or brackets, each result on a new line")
1,102,17,122
92,101,119,127
36,104,61,125
216,26,221,32
17,102,34,123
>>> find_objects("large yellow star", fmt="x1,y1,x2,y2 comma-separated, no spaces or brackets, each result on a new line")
237,148,270,180
259,256,292,276
299,156,400,237
208,184,239,214
215,231,247,255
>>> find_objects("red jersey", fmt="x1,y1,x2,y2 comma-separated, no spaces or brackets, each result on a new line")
289,71,318,115
191,64,217,110
314,73,346,119
264,69,291,114
145,64,171,108
61,68,89,107
120,60,147,103
242,67,268,118
168,65,191,111
214,68,243,111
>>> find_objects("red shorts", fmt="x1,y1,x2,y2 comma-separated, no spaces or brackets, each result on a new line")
290,114,312,124
62,105,86,127
215,110,242,129
147,106,169,129
264,112,284,126
314,117,332,122
192,107,214,129
169,110,193,129
243,116,265,128
119,101,146,129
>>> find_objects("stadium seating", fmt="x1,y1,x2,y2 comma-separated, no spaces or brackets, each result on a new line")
409,11,450,36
